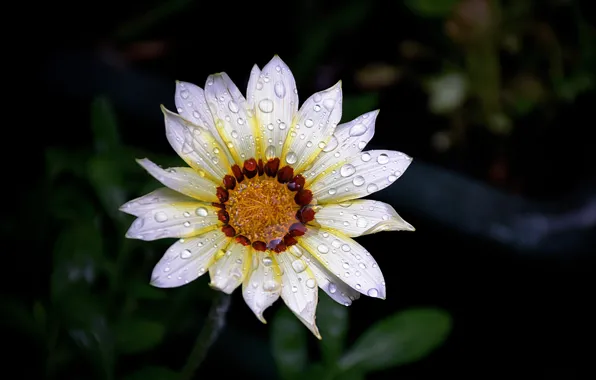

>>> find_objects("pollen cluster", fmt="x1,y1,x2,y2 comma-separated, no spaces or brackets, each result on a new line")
214,158,316,253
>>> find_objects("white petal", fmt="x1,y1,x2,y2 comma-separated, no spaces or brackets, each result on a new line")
175,81,216,131
313,200,414,237
163,106,231,181
288,245,360,306
123,199,220,241
246,64,261,110
310,150,413,204
281,81,342,173
150,229,230,288
136,158,219,203
276,251,320,339
304,110,378,184
250,56,298,159
299,228,386,299
204,73,259,164
120,188,193,217
209,242,250,294
242,250,281,323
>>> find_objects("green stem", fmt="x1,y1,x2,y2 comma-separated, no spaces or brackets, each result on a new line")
180,293,231,380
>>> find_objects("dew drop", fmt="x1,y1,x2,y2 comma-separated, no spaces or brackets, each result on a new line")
352,176,365,186
313,93,322,102
258,99,274,113
340,164,356,177
356,218,369,228
306,141,313,148
192,110,201,119
367,288,379,297
291,285,298,293
278,121,287,130
366,183,378,193
361,152,371,162
356,284,362,290
314,104,321,112
304,119,314,128
323,98,336,110
358,262,366,269
329,282,337,293
291,259,306,273
318,141,326,149
377,153,389,164
262,256,273,266
237,118,245,125
183,221,191,227
306,278,316,289
313,244,328,254
274,81,286,98
341,244,351,252
183,211,191,218
263,280,279,291
285,152,298,164
196,207,208,217
267,123,274,131
328,188,337,195
180,249,192,259
323,135,338,152
228,100,239,113
388,174,398,182
265,145,276,158
180,90,189,99
154,212,168,223
349,123,367,137
231,130,239,138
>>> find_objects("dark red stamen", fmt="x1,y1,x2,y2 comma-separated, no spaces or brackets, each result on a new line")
289,223,307,236
257,159,264,176
211,202,225,209
236,235,251,246
284,235,298,246
222,225,236,237
277,166,294,183
231,164,244,182
294,189,313,206
273,242,287,253
223,175,236,190
287,175,305,191
217,209,230,223
216,187,229,203
264,158,280,177
243,158,258,179
252,241,267,251
296,207,315,223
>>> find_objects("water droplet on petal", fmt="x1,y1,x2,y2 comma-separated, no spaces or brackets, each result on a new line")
366,183,378,193
314,93,322,102
274,81,286,98
228,100,239,113
367,288,379,297
356,218,368,228
388,174,398,182
341,244,351,252
196,207,208,217
306,278,316,288
328,188,337,195
340,164,356,177
352,176,365,186
329,283,337,293
349,123,367,136
314,104,321,112
263,280,279,291
183,211,191,217
154,212,168,223
278,121,287,130
258,99,274,113
285,152,298,164
292,260,306,273
317,244,329,254
180,249,192,259
180,90,189,99
323,135,339,152
361,152,371,162
262,256,273,266
183,221,191,227
265,145,276,158
377,153,389,164
323,98,336,110
304,119,314,128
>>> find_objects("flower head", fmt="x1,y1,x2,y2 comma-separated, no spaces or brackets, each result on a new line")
120,55,414,339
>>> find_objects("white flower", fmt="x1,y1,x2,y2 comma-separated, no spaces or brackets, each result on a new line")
120,55,414,339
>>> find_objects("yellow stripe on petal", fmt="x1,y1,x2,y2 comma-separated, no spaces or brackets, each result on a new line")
242,250,281,323
209,241,250,294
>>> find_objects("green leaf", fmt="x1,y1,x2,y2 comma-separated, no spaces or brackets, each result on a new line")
51,223,104,300
339,308,451,372
341,93,378,122
317,294,348,364
91,96,120,154
48,183,96,221
123,366,179,380
45,148,89,181
271,307,308,380
405,0,459,17
87,154,128,222
115,319,166,354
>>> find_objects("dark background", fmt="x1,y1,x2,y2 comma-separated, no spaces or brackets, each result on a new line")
4,0,595,379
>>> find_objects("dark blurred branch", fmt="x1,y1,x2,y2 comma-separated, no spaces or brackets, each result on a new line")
180,293,230,380
43,50,595,257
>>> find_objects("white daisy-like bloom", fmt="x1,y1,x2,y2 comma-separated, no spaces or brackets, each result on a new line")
120,55,414,339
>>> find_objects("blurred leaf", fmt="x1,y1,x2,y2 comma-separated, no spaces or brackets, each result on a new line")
48,183,96,221
123,366,179,380
338,308,451,372
91,96,121,154
51,222,104,300
405,0,459,17
127,279,166,300
271,307,308,380
342,93,379,122
555,73,594,102
317,294,348,364
45,148,89,181
115,318,165,354
88,155,128,222
114,0,193,41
